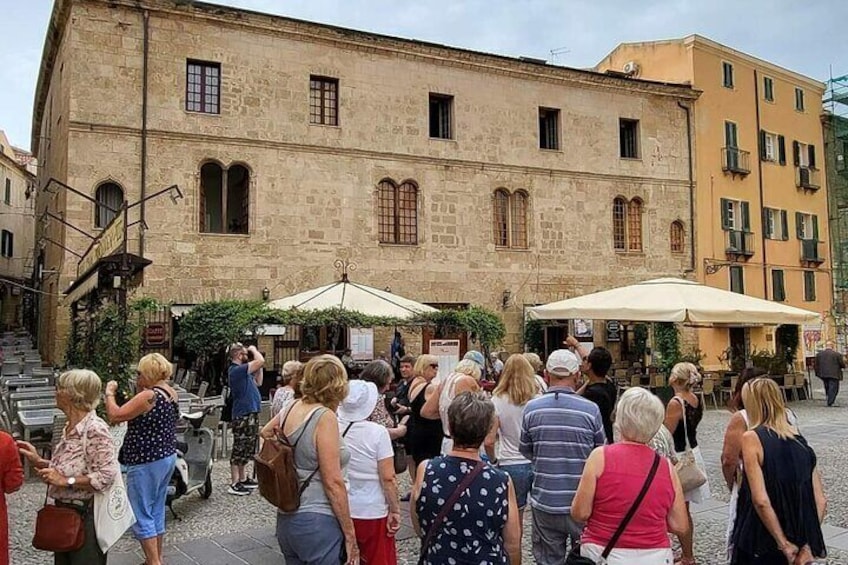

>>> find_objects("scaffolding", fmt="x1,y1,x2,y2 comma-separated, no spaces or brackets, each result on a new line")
824,73,848,340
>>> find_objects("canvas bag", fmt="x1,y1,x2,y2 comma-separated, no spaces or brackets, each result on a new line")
82,417,137,552
673,397,707,492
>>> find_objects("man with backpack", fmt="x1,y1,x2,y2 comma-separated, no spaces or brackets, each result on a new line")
227,343,265,495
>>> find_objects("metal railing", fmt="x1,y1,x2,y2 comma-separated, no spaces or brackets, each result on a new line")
726,230,755,256
795,166,821,190
800,239,825,263
722,147,751,175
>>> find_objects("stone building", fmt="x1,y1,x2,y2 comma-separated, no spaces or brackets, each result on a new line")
32,0,697,364
0,130,36,330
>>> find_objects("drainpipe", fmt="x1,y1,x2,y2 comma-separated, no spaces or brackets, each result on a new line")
753,70,769,295
677,101,696,273
140,9,150,257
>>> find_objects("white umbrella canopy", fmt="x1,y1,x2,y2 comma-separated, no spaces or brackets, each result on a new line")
528,277,821,325
267,280,438,319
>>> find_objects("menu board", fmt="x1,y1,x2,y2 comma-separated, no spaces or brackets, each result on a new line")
349,328,374,361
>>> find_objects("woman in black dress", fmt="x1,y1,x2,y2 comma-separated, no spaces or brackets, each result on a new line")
407,354,442,483
731,378,826,564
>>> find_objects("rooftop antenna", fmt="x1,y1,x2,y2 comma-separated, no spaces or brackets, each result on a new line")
550,47,570,63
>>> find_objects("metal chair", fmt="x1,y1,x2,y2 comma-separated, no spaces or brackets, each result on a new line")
1,361,20,377
197,381,209,400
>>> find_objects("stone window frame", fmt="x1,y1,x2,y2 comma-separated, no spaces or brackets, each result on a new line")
613,196,644,253
670,221,685,254
186,60,221,115
94,181,124,229
0,229,12,258
492,188,529,250
377,178,419,245
309,75,339,126
619,118,640,159
198,160,251,235
429,93,454,140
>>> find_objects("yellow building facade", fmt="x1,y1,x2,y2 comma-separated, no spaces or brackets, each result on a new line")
598,36,830,369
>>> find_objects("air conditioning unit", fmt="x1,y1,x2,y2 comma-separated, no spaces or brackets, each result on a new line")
623,61,640,77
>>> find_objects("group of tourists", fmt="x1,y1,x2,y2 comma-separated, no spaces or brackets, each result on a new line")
0,337,830,565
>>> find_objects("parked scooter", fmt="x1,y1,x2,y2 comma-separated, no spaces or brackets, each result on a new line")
166,405,215,518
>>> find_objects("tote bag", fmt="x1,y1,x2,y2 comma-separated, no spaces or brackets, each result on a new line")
93,469,136,552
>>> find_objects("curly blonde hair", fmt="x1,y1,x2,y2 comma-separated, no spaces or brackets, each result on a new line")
300,355,349,409
137,353,173,385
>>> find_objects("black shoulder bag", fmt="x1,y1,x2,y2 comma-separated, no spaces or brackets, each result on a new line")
565,452,662,565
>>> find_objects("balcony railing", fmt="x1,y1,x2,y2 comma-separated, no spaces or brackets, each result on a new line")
795,166,821,190
722,147,751,176
726,230,755,257
800,239,825,264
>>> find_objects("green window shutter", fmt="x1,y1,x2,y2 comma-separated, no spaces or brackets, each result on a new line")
778,135,786,165
741,201,750,232
759,130,767,160
809,145,817,169
796,212,804,239
780,210,789,240
762,207,771,238
720,198,730,230
793,141,800,166
813,215,819,241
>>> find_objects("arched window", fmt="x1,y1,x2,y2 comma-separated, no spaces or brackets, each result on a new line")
510,191,528,249
94,182,123,228
670,221,685,253
199,162,250,234
493,189,510,247
627,198,643,252
612,197,627,251
378,179,418,244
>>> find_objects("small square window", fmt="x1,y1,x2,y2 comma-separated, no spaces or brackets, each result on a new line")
186,60,220,114
795,87,805,112
722,62,734,88
619,119,640,159
309,76,339,126
539,108,560,150
429,94,454,139
729,265,744,294
764,77,774,102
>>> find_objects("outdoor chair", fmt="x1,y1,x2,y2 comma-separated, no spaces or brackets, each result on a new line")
799,372,813,400
196,381,208,400
719,376,738,407
183,370,197,392
778,374,795,402
201,405,222,462
1,361,20,378
697,378,718,410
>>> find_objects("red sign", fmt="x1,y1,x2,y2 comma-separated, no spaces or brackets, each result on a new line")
144,323,168,346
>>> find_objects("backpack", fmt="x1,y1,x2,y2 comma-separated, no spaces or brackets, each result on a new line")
255,404,353,512
221,386,233,423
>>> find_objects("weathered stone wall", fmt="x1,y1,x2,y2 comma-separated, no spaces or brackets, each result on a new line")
36,0,697,362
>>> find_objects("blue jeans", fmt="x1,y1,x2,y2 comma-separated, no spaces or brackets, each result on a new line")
276,512,344,565
126,454,177,540
500,463,534,509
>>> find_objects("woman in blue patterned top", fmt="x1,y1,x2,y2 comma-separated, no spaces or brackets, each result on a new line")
411,391,521,564
105,353,178,565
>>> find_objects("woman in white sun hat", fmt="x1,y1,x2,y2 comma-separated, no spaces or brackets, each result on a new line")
338,380,401,565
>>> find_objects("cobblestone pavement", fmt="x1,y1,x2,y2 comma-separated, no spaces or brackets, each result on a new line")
9,387,848,564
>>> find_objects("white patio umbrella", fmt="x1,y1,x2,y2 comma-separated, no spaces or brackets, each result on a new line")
267,279,438,319
528,277,821,325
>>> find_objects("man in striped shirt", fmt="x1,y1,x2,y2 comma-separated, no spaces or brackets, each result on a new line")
520,348,606,564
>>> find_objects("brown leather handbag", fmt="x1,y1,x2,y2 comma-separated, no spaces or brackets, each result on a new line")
32,490,86,552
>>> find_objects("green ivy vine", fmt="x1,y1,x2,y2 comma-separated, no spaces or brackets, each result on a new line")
653,322,681,371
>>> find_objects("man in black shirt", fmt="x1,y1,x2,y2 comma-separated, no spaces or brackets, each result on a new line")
567,337,616,443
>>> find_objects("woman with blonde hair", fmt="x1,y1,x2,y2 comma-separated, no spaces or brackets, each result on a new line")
406,354,442,481
260,355,358,565
664,362,710,565
421,359,481,454
730,379,826,565
105,353,178,565
485,354,540,529
18,370,119,565
271,360,303,416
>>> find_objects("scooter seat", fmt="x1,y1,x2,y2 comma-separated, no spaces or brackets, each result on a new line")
181,411,205,422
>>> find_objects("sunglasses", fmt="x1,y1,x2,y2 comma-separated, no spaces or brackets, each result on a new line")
429,363,439,369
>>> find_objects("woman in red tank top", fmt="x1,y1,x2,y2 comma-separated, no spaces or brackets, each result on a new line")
572,387,688,564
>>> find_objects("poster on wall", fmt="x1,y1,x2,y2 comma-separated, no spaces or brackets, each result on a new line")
349,328,374,361
802,324,824,359
429,339,461,381
573,319,594,341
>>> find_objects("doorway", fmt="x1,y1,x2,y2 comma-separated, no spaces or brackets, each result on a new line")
729,327,750,371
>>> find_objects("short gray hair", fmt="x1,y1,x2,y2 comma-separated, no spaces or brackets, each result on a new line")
448,391,494,449
615,387,664,444
58,369,103,411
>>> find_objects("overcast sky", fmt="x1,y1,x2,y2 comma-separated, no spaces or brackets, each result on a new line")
1,0,846,150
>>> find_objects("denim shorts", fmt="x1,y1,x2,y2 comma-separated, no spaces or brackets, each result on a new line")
500,462,533,509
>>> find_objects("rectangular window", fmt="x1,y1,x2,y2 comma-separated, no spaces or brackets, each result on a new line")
764,76,774,102
761,131,778,161
0,230,12,258
772,270,786,301
722,61,735,88
795,87,805,111
804,270,816,301
309,76,339,126
3,178,9,205
721,198,749,231
429,93,453,139
795,212,818,241
619,118,640,159
186,60,220,114
539,108,560,150
763,208,788,240
730,265,744,294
